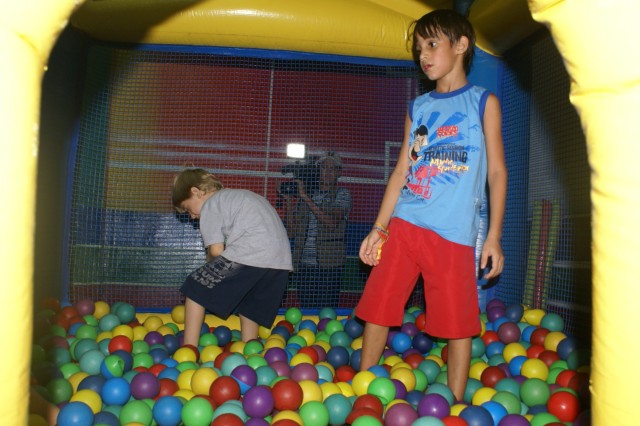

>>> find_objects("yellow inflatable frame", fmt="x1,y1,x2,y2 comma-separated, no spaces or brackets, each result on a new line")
2,0,637,423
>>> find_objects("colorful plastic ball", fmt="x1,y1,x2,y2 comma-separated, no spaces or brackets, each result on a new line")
353,394,384,417
130,371,160,399
417,393,451,419
119,399,153,426
491,390,521,415
325,393,352,426
425,383,455,406
212,325,232,346
272,378,304,411
181,396,215,426
221,353,248,376
57,401,94,426
384,401,418,426
504,304,524,322
242,385,275,418
530,328,550,347
291,363,319,382
520,358,549,380
520,378,551,407
101,377,131,406
345,318,364,338
391,332,412,354
497,322,521,344
497,413,530,425
503,343,527,363
152,396,184,426
459,404,493,426
299,400,330,426
367,376,397,405
209,376,241,406
546,390,580,422
540,313,564,332
210,413,244,426
326,346,350,369
481,400,509,425
556,336,577,360
299,379,323,404
543,331,567,352
480,365,507,388
285,307,303,325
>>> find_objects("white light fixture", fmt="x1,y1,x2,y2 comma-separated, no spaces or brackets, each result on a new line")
287,143,306,159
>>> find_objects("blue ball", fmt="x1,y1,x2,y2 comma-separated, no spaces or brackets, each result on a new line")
486,341,506,358
78,375,106,394
459,404,494,426
153,396,184,426
298,319,318,334
505,304,524,322
391,332,412,353
270,325,291,341
101,377,131,406
57,401,94,426
213,325,232,346
481,400,508,425
556,336,577,360
157,367,180,382
330,331,353,348
405,390,424,408
412,332,433,353
368,364,390,378
344,319,364,338
163,334,180,355
349,349,362,371
508,355,528,377
326,346,350,368
93,411,120,426
110,350,133,372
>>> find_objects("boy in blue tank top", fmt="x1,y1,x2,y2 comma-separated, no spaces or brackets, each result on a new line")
355,9,507,402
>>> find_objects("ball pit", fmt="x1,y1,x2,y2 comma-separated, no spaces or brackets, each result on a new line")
28,298,591,425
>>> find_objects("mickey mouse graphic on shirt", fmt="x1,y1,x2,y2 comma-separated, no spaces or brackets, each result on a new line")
410,124,428,166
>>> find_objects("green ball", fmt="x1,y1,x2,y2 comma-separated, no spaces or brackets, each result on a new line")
417,359,441,384
243,340,264,356
367,377,396,405
132,340,150,355
299,400,330,426
182,397,215,426
540,313,564,332
288,335,307,348
198,333,218,347
255,365,277,386
75,324,98,340
98,313,121,332
58,362,81,380
530,412,560,426
520,378,550,407
412,368,428,392
46,377,73,404
352,415,383,426
285,307,302,325
494,377,521,397
113,302,136,324
79,349,105,375
318,307,337,320
132,353,154,369
120,400,153,426
434,371,448,385
176,361,199,372
463,378,483,403
491,390,522,414
247,354,268,370
324,319,344,336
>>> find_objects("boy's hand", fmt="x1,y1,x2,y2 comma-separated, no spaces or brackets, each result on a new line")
480,237,504,279
359,230,386,266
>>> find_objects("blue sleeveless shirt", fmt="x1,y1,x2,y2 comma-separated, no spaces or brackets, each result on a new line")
392,83,491,246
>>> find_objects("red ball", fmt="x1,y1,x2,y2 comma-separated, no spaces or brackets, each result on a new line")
415,313,426,331
346,407,384,424
442,416,469,426
480,365,507,388
297,346,319,364
334,365,357,383
352,394,384,417
60,306,80,320
157,378,179,399
214,351,234,370
403,353,425,369
271,379,303,411
530,327,550,347
526,344,545,359
547,390,580,422
212,413,244,426
209,376,241,406
275,320,295,334
148,364,167,377
108,335,133,353
555,370,578,388
481,330,500,347
538,350,561,367
441,345,449,363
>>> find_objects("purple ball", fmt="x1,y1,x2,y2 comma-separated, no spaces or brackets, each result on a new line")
498,413,530,426
144,331,164,346
417,393,450,419
270,361,291,378
242,385,274,418
130,371,160,400
400,322,419,337
317,318,331,332
264,347,288,365
291,363,319,382
391,378,407,400
497,322,521,344
384,402,418,426
486,298,506,311
487,306,506,322
231,365,258,387
246,419,270,426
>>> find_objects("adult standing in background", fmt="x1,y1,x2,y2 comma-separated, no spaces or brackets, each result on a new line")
283,151,352,310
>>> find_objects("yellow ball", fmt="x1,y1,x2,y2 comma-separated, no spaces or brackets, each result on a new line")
143,315,164,331
451,403,468,416
290,353,314,366
352,371,376,396
70,389,102,414
469,361,489,381
320,382,342,400
190,368,219,395
298,380,323,404
390,362,412,373
200,345,223,364
479,319,486,336
503,342,527,363
471,386,497,406
68,372,89,392
173,347,198,363
173,389,195,400
385,399,410,413
93,301,110,319
521,358,549,380
314,340,331,353
177,369,196,390
132,325,148,341
229,341,245,354
336,381,354,397
171,305,185,324
316,361,335,376
390,367,416,392
157,325,176,336
424,355,444,367
96,331,113,342
351,337,363,350
544,331,567,352
258,325,272,340
111,324,133,339
383,355,403,367
297,329,316,346
523,308,546,326
272,410,302,424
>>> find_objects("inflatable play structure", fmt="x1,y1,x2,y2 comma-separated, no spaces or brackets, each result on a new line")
2,0,639,424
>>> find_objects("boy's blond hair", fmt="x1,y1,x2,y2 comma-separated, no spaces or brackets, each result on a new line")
172,168,224,212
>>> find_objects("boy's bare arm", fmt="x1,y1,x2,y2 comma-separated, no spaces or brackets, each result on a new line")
207,242,225,262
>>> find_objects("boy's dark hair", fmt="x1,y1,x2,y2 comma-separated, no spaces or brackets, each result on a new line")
409,9,476,74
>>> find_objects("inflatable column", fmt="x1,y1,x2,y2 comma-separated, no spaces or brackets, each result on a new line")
0,1,82,424
529,0,640,423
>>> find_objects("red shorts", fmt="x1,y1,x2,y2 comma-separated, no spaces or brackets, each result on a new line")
355,218,481,339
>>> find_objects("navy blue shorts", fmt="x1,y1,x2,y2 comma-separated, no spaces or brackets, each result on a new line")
181,256,289,328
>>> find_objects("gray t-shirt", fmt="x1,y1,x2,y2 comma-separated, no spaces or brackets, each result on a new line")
199,189,293,270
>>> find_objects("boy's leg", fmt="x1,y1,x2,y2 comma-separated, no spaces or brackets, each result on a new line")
183,297,205,347
359,322,389,371
447,336,472,401
239,314,259,342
